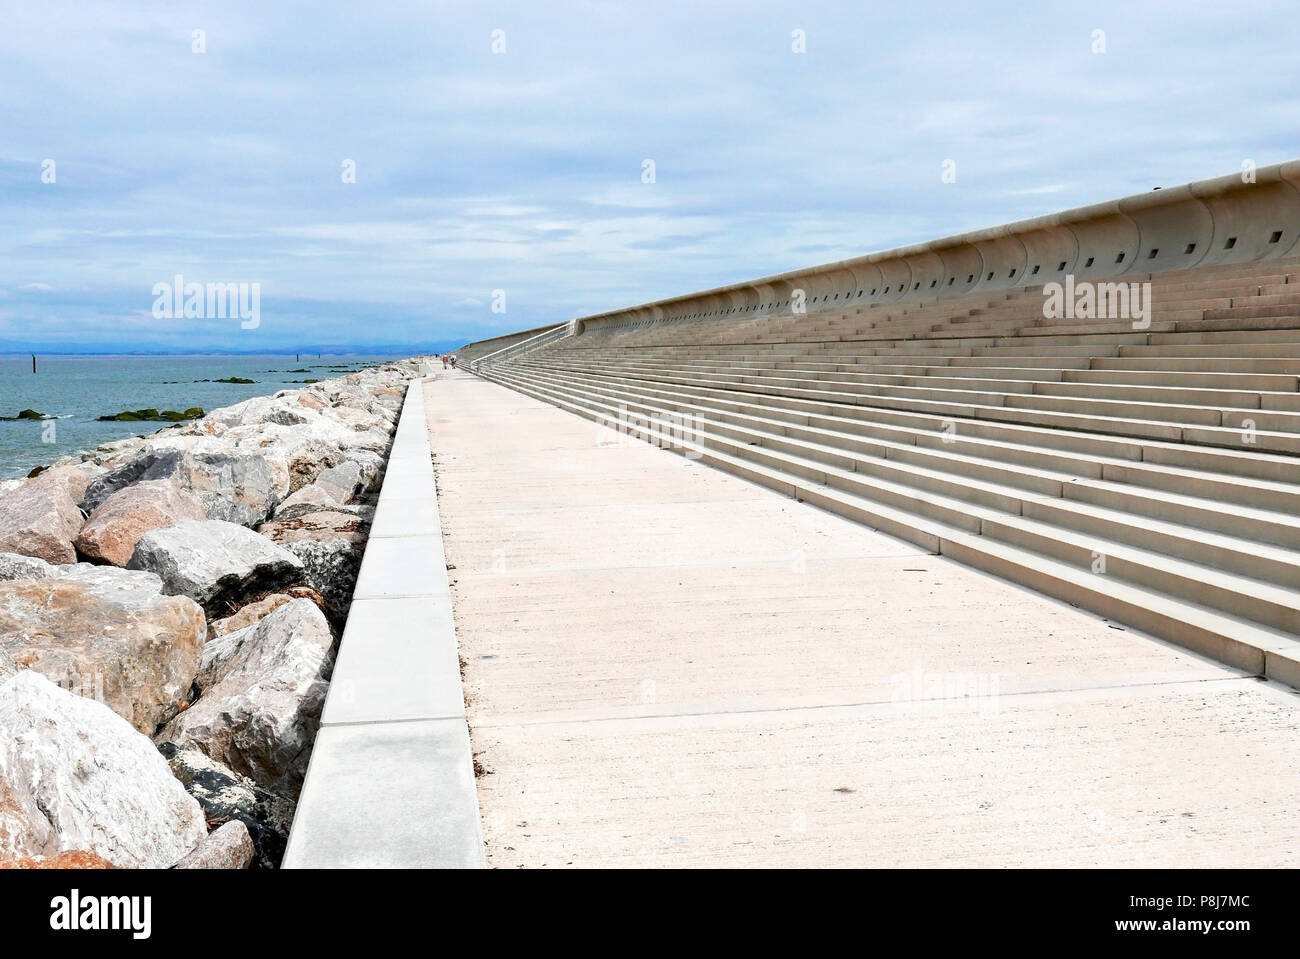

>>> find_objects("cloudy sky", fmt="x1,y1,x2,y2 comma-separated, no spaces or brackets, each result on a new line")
1,1,1296,353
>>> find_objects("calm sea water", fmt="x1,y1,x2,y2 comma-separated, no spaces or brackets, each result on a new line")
0,354,400,479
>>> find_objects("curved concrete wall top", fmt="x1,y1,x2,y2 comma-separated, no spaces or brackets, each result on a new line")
454,323,559,365
566,158,1300,335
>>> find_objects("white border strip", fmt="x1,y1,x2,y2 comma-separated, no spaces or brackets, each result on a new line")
283,380,486,869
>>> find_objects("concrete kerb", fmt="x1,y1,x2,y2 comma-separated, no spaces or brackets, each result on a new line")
282,378,486,869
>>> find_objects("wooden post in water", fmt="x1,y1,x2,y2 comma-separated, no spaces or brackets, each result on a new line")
31,354,36,373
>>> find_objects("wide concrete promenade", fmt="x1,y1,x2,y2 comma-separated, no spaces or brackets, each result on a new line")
426,370,1300,868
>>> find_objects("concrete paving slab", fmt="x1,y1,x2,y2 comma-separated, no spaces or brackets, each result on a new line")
283,719,484,869
371,469,439,500
352,534,448,599
379,450,430,472
384,447,431,465
388,428,433,457
322,596,464,725
369,495,441,538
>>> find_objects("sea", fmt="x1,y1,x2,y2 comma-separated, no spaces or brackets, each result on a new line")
0,353,403,479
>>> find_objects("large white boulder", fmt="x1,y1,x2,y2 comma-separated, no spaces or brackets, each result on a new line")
0,564,205,733
158,599,333,798
0,671,207,867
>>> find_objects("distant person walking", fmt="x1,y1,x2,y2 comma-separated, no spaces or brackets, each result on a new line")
441,355,448,369
450,354,458,369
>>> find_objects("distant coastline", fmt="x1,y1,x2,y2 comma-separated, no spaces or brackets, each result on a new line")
0,346,461,357
0,353,424,480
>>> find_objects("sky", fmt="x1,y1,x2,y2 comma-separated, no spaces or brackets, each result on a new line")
1,0,1297,354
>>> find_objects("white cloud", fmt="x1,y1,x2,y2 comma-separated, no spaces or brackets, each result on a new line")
581,186,677,210
1004,184,1069,197
0,0,1294,351
270,222,439,243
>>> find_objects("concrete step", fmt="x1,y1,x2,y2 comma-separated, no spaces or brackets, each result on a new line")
1093,355,1300,375
620,360,1296,411
604,358,1289,406
1175,314,1300,333
537,356,1300,442
1119,342,1300,358
482,364,1300,683
1147,327,1300,344
508,364,1300,561
559,350,1300,402
519,362,1300,524
1205,304,1300,320
527,357,1300,477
